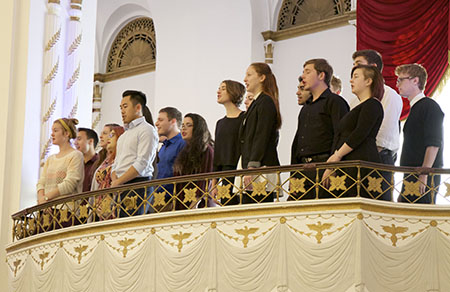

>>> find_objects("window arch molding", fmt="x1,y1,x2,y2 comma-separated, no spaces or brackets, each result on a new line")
95,17,156,82
262,0,355,42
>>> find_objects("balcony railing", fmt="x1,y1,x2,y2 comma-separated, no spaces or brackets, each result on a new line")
11,160,450,241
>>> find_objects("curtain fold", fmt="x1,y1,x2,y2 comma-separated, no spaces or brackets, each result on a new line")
357,0,449,119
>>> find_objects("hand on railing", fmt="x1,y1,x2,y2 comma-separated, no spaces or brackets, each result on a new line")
244,175,253,191
321,168,336,189
418,174,428,194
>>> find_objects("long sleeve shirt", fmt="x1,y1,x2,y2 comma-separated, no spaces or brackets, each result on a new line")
376,85,402,152
400,93,444,168
293,88,349,158
36,150,84,196
112,117,159,179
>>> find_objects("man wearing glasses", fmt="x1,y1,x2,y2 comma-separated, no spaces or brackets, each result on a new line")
395,63,444,204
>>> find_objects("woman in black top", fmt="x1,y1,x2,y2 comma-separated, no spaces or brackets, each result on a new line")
322,64,384,199
212,80,245,205
241,63,281,203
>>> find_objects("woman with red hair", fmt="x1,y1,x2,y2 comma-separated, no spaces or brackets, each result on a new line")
323,64,385,199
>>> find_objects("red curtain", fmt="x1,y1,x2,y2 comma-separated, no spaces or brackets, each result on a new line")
357,0,449,119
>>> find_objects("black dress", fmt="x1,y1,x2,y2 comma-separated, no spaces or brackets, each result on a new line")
214,112,245,205
331,98,384,198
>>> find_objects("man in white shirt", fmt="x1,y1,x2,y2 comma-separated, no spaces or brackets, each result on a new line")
352,50,403,201
111,90,159,215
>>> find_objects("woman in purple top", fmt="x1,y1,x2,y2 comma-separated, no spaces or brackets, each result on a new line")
173,113,214,210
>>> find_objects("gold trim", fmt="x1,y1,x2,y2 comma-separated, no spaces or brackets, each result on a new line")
68,34,82,56
70,5,82,10
94,62,156,83
262,11,356,42
44,58,59,85
7,199,450,253
45,28,61,52
48,0,60,4
70,16,80,22
71,0,82,4
430,52,450,98
66,64,80,90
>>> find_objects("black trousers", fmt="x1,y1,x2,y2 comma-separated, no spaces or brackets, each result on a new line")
377,149,397,201
217,165,240,206
398,174,441,204
289,153,330,200
117,176,150,217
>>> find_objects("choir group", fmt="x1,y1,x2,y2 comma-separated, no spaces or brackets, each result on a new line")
37,49,445,212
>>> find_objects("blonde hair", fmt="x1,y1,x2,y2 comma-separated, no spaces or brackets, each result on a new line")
54,118,79,139
395,63,428,91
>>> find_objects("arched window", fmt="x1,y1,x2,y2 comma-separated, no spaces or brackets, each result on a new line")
278,0,352,31
106,17,156,73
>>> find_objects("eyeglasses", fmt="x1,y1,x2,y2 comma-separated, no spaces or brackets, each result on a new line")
396,76,414,84
181,123,193,129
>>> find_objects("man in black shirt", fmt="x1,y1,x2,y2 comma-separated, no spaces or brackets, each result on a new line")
396,63,444,204
290,59,349,200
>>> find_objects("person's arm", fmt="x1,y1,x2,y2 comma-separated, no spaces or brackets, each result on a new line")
417,146,439,194
112,126,158,186
418,101,444,194
322,143,353,187
37,159,49,204
49,151,84,199
376,87,402,149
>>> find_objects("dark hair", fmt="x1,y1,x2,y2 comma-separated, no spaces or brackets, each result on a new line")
173,113,213,175
351,64,385,101
159,107,182,128
352,50,384,72
303,58,333,86
395,63,428,91
95,123,121,169
249,63,282,129
54,118,78,140
222,80,245,106
78,128,99,148
122,90,154,126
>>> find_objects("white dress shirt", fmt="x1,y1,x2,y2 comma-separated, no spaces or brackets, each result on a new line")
409,92,426,108
376,85,403,152
112,117,159,179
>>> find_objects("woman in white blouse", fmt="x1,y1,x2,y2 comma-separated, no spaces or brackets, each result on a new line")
37,118,84,204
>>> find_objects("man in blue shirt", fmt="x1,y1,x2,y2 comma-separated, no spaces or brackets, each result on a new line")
154,107,185,209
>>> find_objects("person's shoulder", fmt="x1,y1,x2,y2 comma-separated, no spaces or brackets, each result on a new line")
216,116,227,126
326,90,349,106
69,149,84,160
419,97,444,113
367,98,384,110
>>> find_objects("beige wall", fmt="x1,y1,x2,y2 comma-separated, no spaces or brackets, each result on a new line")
0,0,30,287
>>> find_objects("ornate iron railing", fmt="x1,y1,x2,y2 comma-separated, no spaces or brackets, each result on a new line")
11,161,450,241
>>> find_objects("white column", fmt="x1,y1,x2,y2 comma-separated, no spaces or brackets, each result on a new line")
40,0,63,168
63,0,83,118
92,81,103,133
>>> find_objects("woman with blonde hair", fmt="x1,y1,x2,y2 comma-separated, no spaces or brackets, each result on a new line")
37,118,84,204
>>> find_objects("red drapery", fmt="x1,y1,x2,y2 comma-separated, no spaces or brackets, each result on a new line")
357,0,449,119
